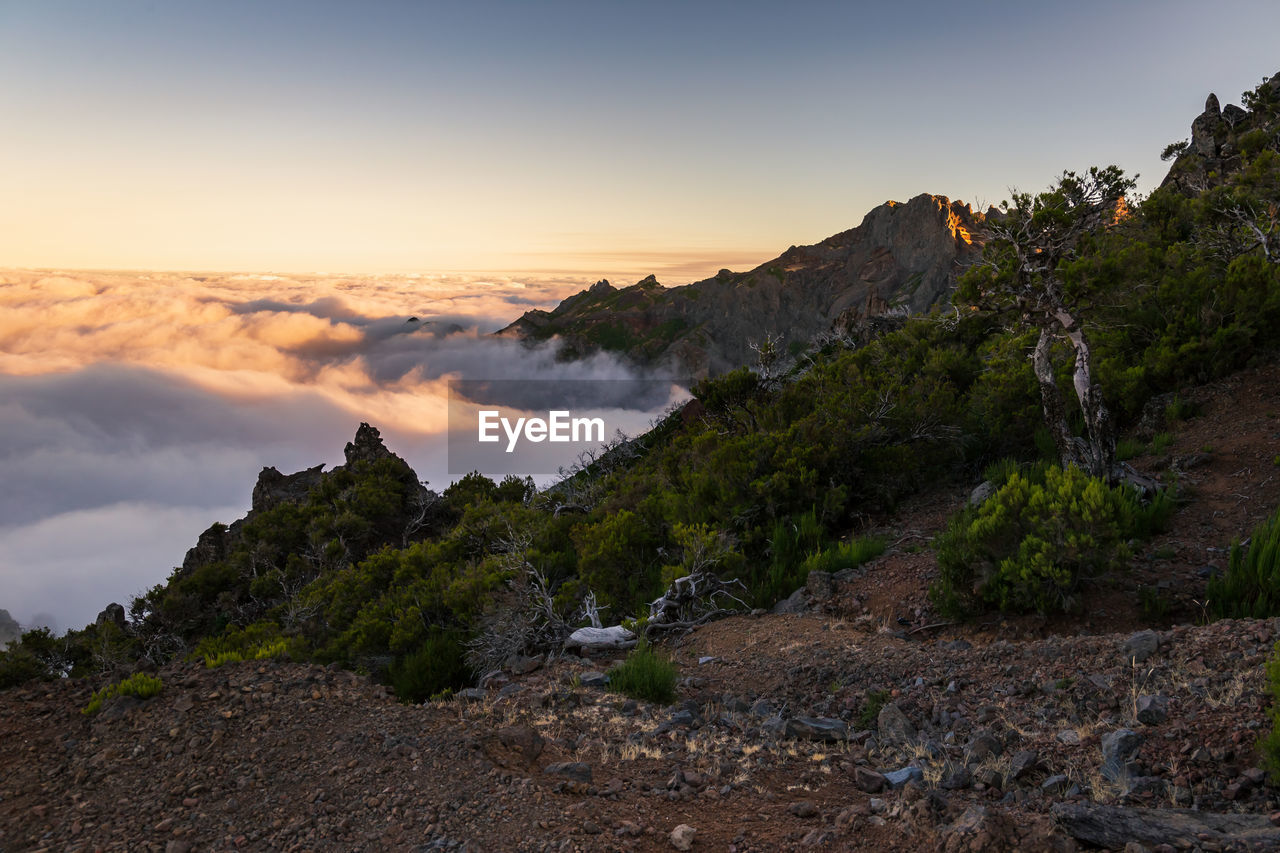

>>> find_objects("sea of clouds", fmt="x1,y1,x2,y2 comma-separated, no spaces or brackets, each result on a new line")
0,269,683,632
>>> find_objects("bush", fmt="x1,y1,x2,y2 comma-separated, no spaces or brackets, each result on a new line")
606,640,678,704
82,672,164,715
388,631,472,704
1260,642,1280,781
931,465,1167,617
1207,505,1280,619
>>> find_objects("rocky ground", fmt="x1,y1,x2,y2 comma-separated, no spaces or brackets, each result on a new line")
5,362,1280,852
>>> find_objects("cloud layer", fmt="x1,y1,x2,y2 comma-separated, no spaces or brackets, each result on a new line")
0,269,677,630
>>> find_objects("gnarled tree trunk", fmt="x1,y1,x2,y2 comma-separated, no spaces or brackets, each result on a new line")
1032,312,1115,481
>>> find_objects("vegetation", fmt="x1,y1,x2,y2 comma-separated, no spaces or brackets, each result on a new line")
606,640,678,705
931,466,1173,617
1261,643,1280,781
82,672,164,716
1207,504,1280,619
2,74,1279,700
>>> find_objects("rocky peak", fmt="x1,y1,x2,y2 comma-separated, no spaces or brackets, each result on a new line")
344,422,392,467
588,279,614,295
252,464,325,514
1165,70,1280,190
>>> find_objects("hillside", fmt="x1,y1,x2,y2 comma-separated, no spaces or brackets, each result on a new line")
498,194,982,376
5,362,1280,851
2,69,1280,852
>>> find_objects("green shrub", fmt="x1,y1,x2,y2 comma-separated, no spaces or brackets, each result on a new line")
1207,505,1280,619
388,631,472,704
931,465,1166,617
858,688,890,729
800,537,886,576
606,640,678,704
1260,642,1280,781
82,672,164,716
1116,437,1146,462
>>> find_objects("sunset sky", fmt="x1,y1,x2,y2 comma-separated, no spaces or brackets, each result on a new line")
2,1,1279,630
2,0,1279,278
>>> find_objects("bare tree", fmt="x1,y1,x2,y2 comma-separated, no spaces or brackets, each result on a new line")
963,166,1136,481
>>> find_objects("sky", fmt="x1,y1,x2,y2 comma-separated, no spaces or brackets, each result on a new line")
1,1,1279,629
2,0,1279,275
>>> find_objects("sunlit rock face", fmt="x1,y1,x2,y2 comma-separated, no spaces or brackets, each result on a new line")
499,194,984,377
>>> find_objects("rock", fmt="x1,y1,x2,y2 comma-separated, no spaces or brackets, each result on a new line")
670,823,696,850
545,762,593,784
1041,774,1070,794
251,464,326,515
772,587,808,614
789,800,818,818
1007,750,1039,782
1101,729,1143,782
1052,802,1280,849
1135,694,1169,725
749,699,776,718
786,716,848,741
1056,729,1081,746
940,766,972,790
1122,630,1159,664
974,768,1003,789
95,603,128,632
565,625,637,652
1191,94,1224,157
884,767,924,789
968,480,996,507
965,730,1002,762
668,709,697,728
478,725,544,770
455,688,487,703
505,655,542,675
343,422,395,467
578,671,609,688
805,571,834,602
877,702,917,745
854,767,888,793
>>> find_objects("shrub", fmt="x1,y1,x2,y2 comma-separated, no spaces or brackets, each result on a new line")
931,465,1165,617
82,672,164,716
1261,642,1280,781
388,631,472,704
799,537,886,576
606,640,678,704
858,688,890,729
1207,505,1280,619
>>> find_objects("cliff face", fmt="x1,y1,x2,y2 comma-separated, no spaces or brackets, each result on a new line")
499,193,983,377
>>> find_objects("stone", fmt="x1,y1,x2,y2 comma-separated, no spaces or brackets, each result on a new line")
566,625,637,652
1056,729,1081,746
805,571,834,601
1052,802,1280,849
545,762,592,784
578,671,609,688
884,766,924,789
1122,630,1159,664
789,800,818,818
877,702,917,745
749,699,776,718
668,709,697,728
965,730,1002,762
772,587,808,614
940,766,971,790
854,767,888,793
670,823,696,851
1007,750,1039,782
968,480,996,507
95,603,128,632
1041,774,1070,794
786,716,848,742
1101,729,1143,782
1135,694,1169,725
455,688,487,703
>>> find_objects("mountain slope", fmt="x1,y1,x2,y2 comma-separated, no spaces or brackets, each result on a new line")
499,193,982,376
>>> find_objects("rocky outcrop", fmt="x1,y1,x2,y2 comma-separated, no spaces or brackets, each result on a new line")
1162,70,1280,192
499,194,983,377
251,465,325,515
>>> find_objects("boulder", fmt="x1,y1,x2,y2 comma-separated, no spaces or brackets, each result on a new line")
1135,694,1169,726
565,625,637,652
877,702,917,745
1101,729,1143,782
1122,630,1159,664
785,716,848,741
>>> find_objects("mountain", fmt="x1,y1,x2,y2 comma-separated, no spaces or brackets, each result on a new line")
499,193,982,376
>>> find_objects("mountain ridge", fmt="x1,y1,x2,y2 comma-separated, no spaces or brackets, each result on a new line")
499,193,983,376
